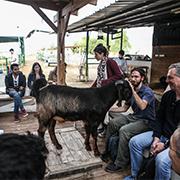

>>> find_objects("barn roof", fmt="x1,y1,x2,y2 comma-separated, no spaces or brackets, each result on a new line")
67,0,180,33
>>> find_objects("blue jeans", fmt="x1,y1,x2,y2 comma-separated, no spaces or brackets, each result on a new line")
9,90,24,114
129,131,171,180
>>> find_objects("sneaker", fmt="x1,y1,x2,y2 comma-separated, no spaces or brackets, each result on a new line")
98,129,106,138
20,109,28,118
105,162,125,173
0,129,4,134
97,127,104,134
123,175,137,180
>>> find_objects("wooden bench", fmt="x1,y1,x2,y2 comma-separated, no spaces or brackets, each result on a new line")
0,94,33,101
0,94,36,113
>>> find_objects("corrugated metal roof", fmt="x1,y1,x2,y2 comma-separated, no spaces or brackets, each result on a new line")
67,0,180,33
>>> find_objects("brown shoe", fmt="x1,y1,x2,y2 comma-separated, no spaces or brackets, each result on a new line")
14,114,20,122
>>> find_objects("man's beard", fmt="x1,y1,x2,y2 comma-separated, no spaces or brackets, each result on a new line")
132,81,141,88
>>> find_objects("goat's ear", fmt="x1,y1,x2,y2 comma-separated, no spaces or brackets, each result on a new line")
123,81,133,101
116,81,124,106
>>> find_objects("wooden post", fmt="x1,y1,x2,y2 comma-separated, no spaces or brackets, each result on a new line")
57,11,70,85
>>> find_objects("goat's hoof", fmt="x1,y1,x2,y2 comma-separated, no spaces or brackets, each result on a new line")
56,144,62,150
94,151,100,157
85,145,92,151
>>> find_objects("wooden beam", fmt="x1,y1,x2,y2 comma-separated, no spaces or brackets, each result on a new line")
89,0,97,6
62,0,97,16
5,0,66,11
31,4,58,33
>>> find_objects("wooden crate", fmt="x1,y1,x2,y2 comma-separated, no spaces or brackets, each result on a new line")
45,127,102,179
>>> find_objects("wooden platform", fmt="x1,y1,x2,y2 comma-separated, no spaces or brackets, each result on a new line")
0,113,130,179
45,127,102,179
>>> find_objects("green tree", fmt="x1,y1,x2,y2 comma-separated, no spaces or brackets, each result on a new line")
72,30,131,55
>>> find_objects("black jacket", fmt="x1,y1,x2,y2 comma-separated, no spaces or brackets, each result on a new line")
152,90,180,139
5,72,26,96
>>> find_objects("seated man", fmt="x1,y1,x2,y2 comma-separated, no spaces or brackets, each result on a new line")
125,62,180,180
101,67,156,172
48,66,57,84
169,127,180,179
5,63,28,121
0,133,48,180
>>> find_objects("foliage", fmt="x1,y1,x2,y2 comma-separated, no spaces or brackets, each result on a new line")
72,30,131,55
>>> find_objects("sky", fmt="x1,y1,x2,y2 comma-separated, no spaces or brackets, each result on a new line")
0,0,153,56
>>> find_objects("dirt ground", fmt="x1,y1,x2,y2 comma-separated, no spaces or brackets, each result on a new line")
21,55,97,88
0,57,130,179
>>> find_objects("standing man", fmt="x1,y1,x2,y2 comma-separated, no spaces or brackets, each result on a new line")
101,67,156,172
5,63,28,121
113,49,128,77
7,48,19,74
125,62,180,180
9,48,19,65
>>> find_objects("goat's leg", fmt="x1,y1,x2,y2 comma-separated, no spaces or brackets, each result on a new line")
92,131,100,156
48,119,62,149
84,123,91,151
37,119,47,139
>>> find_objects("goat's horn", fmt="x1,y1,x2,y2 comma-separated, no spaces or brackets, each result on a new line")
115,80,124,86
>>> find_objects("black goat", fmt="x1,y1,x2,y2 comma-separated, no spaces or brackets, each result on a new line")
32,78,132,156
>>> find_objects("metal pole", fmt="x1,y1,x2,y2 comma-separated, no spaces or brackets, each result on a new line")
85,31,89,81
120,28,123,50
106,27,110,50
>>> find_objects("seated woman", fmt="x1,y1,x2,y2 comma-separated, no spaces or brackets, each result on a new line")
28,62,46,95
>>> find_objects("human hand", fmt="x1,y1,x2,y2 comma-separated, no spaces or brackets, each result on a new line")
19,86,24,90
151,142,165,155
110,107,120,112
126,79,135,93
150,137,160,155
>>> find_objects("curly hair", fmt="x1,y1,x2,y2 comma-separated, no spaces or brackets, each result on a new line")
131,67,148,85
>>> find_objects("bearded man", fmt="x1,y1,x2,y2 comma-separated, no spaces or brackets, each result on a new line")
101,67,156,173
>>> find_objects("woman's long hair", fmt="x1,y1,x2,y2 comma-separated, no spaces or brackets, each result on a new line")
93,43,108,57
31,62,43,75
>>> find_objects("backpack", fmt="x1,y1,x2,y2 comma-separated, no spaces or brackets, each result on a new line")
137,155,156,180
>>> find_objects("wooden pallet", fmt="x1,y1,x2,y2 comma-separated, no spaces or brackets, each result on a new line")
45,127,102,179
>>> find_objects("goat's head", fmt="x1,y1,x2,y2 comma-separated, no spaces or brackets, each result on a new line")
31,78,47,98
115,79,132,106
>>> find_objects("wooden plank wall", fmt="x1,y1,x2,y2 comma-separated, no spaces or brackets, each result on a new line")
150,45,180,84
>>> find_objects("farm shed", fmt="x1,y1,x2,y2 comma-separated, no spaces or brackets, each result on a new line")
67,0,180,85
